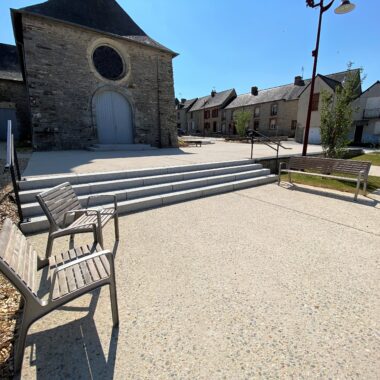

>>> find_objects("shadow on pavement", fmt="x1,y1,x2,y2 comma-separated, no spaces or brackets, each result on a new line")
23,289,119,380
282,182,379,208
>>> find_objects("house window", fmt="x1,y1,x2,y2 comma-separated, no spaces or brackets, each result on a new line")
269,118,277,130
204,122,210,130
212,109,218,118
254,120,260,131
213,121,217,132
177,112,180,120
271,104,278,116
291,120,297,130
311,93,320,111
204,110,210,119
190,112,193,119
254,107,260,118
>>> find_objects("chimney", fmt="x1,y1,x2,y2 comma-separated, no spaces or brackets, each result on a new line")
181,98,186,104
211,89,216,97
251,86,258,96
294,76,305,86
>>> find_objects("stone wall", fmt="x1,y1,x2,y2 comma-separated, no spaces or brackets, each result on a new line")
0,79,31,141
22,14,177,150
225,99,299,137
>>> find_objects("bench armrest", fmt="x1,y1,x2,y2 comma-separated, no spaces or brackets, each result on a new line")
63,209,86,227
49,249,113,301
85,194,118,211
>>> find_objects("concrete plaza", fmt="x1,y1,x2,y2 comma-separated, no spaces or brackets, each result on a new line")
22,183,380,379
22,141,323,177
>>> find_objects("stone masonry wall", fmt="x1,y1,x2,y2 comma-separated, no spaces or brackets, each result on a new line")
225,99,299,137
22,14,177,150
0,79,31,141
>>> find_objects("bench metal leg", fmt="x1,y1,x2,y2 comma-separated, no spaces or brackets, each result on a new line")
288,171,292,184
97,227,104,248
363,180,368,195
114,214,120,241
69,234,75,249
14,307,34,373
354,178,361,201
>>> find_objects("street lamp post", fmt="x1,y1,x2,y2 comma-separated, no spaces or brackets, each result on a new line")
302,0,356,156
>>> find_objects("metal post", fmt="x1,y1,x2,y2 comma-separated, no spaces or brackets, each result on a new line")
10,164,24,223
276,144,280,173
11,134,21,181
302,0,335,156
250,135,254,159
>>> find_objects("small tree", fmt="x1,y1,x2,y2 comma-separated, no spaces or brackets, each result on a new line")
320,64,362,158
234,110,251,137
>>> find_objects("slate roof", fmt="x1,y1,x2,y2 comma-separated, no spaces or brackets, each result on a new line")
14,0,177,56
182,98,197,110
0,43,23,82
225,82,310,110
189,89,236,112
225,69,361,110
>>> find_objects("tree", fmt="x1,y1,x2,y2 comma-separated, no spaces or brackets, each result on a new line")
234,110,251,137
320,63,362,158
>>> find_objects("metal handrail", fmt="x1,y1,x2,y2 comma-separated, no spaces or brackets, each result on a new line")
247,130,292,173
4,120,24,223
252,130,292,150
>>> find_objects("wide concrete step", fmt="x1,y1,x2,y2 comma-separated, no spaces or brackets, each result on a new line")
19,159,256,191
19,163,263,203
20,174,277,234
87,144,157,151
21,168,271,218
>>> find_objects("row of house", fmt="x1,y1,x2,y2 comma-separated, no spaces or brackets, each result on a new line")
176,70,380,145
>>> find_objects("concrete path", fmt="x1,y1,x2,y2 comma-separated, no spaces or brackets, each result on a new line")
369,165,380,177
23,184,379,379
22,141,324,177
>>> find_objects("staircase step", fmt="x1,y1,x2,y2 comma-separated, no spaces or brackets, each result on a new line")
19,159,255,191
19,163,264,203
87,144,157,151
20,174,277,234
21,169,271,218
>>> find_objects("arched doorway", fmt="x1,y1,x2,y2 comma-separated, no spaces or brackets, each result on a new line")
94,90,133,144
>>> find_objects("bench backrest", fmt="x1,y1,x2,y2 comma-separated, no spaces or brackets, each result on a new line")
0,219,39,302
37,182,82,230
289,156,371,177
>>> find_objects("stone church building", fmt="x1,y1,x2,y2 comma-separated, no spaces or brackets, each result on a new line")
1,0,178,150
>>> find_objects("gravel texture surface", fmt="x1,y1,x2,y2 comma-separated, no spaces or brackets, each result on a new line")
21,183,380,379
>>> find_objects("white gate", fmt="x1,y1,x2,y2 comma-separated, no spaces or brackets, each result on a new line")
95,91,133,144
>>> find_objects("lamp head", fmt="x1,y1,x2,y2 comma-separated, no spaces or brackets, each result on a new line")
334,0,356,14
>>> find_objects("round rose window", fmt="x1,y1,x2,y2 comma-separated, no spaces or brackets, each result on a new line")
92,46,125,80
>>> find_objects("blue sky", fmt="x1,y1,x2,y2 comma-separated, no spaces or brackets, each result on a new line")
1,0,378,99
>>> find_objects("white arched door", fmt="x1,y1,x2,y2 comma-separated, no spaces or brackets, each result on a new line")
95,91,133,144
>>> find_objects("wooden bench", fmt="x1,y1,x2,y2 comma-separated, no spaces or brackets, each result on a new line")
37,182,119,264
278,156,371,201
185,140,202,147
0,218,119,373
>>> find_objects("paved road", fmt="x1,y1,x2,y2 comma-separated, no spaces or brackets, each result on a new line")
24,184,379,379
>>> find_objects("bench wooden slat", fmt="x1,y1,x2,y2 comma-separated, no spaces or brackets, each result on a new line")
61,249,77,292
41,183,73,200
78,250,92,286
68,248,85,289
93,256,108,279
282,169,362,182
